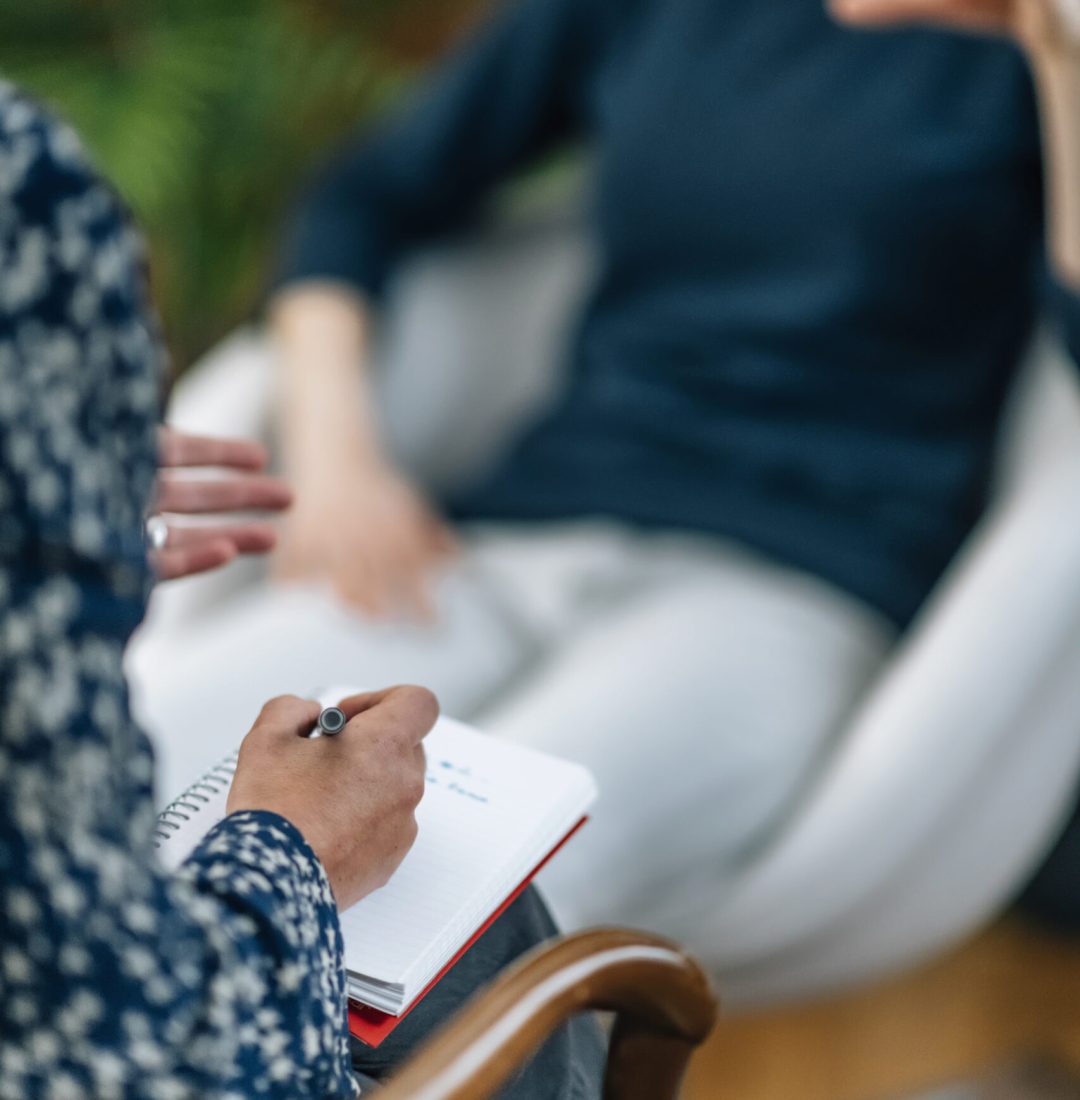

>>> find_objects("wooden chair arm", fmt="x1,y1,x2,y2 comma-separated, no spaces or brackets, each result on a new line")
377,928,719,1100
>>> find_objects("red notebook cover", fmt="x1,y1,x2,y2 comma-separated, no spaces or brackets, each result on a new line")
348,816,588,1048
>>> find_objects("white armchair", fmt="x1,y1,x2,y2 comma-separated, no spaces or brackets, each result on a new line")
711,342,1080,1003
161,185,1080,1007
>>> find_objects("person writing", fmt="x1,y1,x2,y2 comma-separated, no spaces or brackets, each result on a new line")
0,83,601,1098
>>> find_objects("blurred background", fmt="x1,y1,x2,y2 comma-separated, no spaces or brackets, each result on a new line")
10,4,1080,1100
1,0,484,371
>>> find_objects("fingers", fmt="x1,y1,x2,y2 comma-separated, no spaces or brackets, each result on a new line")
428,518,460,559
331,516,456,620
155,473,293,515
408,519,460,620
334,549,388,617
272,471,456,620
828,0,1012,30
158,427,269,472
152,430,290,582
411,519,458,616
253,695,322,739
385,532,436,621
150,539,236,581
339,685,439,746
248,688,436,749
148,523,279,580
164,522,278,555
336,688,395,720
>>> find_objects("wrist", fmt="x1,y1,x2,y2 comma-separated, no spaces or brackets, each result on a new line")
277,359,387,476
1028,46,1080,287
285,420,389,485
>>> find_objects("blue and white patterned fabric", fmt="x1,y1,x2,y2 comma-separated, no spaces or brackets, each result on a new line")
0,82,357,1099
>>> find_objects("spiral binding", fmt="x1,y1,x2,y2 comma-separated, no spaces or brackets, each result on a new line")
153,751,240,849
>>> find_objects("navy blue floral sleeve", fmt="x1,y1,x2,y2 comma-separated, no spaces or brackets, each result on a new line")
0,82,356,1099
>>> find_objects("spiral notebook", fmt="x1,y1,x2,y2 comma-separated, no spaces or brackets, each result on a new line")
154,687,597,1047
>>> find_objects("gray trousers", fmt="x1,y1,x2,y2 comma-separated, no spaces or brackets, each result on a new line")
349,887,606,1098
132,520,895,968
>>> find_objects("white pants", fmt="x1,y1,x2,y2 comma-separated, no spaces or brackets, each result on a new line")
129,520,894,963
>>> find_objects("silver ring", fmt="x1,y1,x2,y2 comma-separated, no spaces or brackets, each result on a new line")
145,515,169,551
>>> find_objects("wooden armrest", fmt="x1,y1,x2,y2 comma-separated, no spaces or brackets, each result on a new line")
378,928,719,1100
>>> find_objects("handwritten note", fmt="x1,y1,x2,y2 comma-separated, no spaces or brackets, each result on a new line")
339,716,596,1010
154,695,597,1018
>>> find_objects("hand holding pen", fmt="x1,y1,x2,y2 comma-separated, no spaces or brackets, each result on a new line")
228,687,436,910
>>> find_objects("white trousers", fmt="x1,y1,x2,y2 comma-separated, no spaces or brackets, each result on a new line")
129,520,894,964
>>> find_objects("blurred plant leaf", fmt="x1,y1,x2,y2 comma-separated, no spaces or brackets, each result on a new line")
1,0,451,371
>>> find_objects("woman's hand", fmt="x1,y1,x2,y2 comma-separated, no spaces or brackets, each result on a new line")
274,460,458,620
226,686,437,910
831,0,1080,285
828,0,1068,43
150,428,293,581
270,284,458,619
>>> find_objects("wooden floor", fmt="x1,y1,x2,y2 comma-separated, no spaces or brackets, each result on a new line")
682,920,1080,1100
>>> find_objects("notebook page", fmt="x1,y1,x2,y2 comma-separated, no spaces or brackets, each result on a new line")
340,717,596,992
382,797,587,1007
394,778,592,988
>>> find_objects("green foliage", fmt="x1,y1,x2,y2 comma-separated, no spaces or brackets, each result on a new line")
1,0,420,371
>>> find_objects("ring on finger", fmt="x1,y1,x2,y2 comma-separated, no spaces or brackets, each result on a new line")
145,515,169,551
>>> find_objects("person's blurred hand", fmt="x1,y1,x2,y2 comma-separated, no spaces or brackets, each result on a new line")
226,686,436,910
830,0,1080,285
828,0,1077,52
273,459,458,620
269,285,458,620
151,428,293,582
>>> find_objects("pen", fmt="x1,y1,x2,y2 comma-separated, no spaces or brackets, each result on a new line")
315,706,347,737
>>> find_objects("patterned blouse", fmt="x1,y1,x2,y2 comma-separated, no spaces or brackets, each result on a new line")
0,83,357,1098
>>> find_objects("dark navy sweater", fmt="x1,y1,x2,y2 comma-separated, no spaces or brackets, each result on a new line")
277,0,1080,628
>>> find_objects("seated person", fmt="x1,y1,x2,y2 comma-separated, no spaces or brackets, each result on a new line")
131,0,1080,961
0,82,603,1098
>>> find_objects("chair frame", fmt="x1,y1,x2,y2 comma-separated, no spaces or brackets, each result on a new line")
377,929,719,1100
